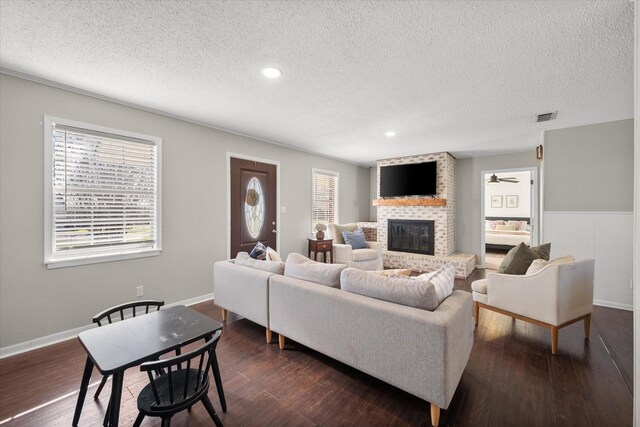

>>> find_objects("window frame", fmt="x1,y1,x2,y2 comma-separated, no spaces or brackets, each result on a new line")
43,116,162,269
311,168,339,232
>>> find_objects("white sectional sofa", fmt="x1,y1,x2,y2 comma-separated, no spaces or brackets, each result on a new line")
213,254,473,426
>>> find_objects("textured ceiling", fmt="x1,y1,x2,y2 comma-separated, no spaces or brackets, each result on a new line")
0,1,634,165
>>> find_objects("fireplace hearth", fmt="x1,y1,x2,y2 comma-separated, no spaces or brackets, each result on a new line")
387,219,435,256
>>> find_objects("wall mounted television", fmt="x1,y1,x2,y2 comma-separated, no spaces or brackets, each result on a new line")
379,161,437,197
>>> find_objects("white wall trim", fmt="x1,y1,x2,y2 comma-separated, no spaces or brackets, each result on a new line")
593,299,634,312
544,211,633,215
0,68,368,168
0,293,214,359
226,152,281,259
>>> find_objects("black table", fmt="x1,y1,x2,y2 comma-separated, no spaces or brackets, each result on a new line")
72,305,225,426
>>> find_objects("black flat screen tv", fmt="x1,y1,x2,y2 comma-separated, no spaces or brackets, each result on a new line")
380,161,437,197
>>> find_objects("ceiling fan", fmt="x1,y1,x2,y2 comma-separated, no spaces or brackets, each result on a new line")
486,174,519,184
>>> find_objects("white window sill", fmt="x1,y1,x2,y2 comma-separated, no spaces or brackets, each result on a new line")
45,248,161,269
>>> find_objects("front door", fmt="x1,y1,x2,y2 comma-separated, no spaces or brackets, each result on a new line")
230,157,277,258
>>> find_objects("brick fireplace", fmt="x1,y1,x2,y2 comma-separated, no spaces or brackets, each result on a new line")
387,219,435,255
374,152,475,278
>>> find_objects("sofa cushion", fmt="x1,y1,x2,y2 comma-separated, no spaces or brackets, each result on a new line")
372,268,413,277
235,252,285,274
497,242,540,275
342,228,368,249
266,247,282,262
330,223,359,244
415,262,455,304
471,278,487,294
249,241,267,260
530,243,551,261
351,248,380,261
285,253,347,287
341,268,439,311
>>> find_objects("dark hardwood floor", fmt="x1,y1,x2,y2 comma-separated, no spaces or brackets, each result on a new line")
0,269,633,426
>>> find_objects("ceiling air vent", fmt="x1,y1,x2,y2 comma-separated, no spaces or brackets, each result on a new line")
536,111,558,122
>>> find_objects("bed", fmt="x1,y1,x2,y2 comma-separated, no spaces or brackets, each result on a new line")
485,216,531,251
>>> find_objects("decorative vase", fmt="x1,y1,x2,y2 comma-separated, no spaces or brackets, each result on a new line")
316,230,325,240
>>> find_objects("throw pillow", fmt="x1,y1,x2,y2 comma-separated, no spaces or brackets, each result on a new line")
526,255,575,275
372,269,413,277
415,262,455,304
266,247,282,262
497,242,540,275
342,228,368,249
284,253,347,287
330,223,359,244
530,243,551,261
235,252,285,274
249,241,267,260
495,224,517,231
341,268,440,311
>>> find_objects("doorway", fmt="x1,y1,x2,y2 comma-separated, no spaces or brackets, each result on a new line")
480,168,538,270
228,155,278,258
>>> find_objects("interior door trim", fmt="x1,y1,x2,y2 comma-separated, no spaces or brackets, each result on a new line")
226,152,281,260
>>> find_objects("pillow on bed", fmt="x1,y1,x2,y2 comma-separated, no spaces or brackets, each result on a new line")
495,224,517,231
507,220,528,231
485,220,504,230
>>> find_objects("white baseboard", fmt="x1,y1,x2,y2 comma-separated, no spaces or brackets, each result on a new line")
0,293,215,359
593,299,634,311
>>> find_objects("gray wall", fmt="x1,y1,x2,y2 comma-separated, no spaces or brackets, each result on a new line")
369,166,377,221
0,74,370,348
544,119,634,212
455,151,539,256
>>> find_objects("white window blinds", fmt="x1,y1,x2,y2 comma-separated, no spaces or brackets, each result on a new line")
45,117,161,266
312,170,338,229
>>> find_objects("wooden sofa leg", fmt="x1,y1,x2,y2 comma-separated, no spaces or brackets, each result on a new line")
221,308,227,321
551,325,558,355
473,301,479,326
266,328,272,343
278,334,285,350
430,403,440,427
584,314,591,340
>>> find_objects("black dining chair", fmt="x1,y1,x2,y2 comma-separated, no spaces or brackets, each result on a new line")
92,300,165,399
133,331,224,427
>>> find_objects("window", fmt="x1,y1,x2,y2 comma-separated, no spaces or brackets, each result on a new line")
311,169,338,230
44,117,162,268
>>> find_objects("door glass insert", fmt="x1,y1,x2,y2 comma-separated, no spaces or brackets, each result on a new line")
245,177,265,239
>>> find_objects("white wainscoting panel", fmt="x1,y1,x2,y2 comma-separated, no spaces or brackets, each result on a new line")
543,212,633,310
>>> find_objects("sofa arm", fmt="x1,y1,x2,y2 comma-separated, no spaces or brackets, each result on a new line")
332,243,353,264
213,260,272,328
368,241,382,253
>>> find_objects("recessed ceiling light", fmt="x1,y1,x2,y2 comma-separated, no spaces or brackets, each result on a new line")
262,67,282,78
385,131,396,137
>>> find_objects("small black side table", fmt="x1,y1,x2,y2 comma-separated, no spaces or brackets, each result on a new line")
308,238,334,263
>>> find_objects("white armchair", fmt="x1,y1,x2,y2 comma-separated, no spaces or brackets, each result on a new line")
471,259,594,355
328,223,383,271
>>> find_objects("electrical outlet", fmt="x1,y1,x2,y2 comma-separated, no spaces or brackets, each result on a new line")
136,286,144,297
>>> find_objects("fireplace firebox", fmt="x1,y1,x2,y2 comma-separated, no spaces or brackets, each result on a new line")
387,219,435,255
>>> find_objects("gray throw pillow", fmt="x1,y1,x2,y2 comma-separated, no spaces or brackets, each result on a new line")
497,243,541,275
341,268,439,311
530,243,551,261
284,253,347,287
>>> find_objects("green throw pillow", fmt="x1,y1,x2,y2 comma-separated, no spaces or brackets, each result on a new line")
530,243,551,261
332,223,359,244
497,242,541,275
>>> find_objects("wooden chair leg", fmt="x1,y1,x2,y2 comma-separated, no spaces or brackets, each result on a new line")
430,403,440,427
266,328,272,343
161,417,171,427
473,301,479,326
201,395,224,427
221,308,227,321
93,375,109,399
278,334,285,350
584,314,591,340
551,325,559,355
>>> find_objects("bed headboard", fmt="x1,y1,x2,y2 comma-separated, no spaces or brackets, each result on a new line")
485,216,530,224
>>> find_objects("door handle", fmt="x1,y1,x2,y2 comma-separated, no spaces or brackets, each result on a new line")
272,229,277,234
272,221,276,226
